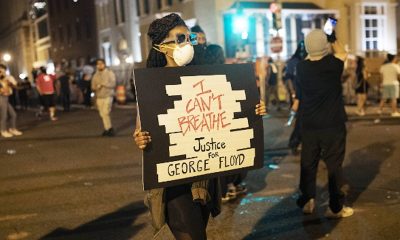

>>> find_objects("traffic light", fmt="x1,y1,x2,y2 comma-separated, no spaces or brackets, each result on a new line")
233,14,248,35
233,10,249,40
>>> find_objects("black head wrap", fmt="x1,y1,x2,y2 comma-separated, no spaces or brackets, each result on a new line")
147,13,187,45
146,13,187,68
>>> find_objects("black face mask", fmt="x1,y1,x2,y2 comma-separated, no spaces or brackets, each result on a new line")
194,44,206,52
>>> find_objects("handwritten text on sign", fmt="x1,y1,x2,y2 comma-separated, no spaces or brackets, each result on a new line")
157,75,255,182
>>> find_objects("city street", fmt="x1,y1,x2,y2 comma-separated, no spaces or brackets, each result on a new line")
0,105,399,240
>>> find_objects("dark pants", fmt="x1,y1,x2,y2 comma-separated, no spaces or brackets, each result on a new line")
61,91,70,111
298,126,346,213
8,93,17,108
81,80,92,107
166,184,209,240
265,84,280,109
289,115,302,150
18,90,29,110
220,172,247,196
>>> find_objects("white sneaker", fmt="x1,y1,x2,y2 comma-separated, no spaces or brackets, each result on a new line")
1,131,13,138
302,198,315,214
355,110,365,116
391,112,400,117
325,206,354,219
9,128,22,136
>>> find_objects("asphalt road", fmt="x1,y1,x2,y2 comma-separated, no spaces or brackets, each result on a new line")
0,105,399,240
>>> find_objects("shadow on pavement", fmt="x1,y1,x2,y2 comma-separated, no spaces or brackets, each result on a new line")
246,150,289,193
344,141,394,205
243,141,393,240
39,201,148,240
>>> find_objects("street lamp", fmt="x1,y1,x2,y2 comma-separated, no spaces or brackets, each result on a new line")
3,53,11,62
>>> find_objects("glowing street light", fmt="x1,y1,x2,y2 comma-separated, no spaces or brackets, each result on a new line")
3,53,11,62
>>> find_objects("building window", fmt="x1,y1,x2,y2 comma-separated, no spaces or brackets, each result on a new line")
113,0,119,24
113,0,125,24
167,0,173,6
136,0,141,16
361,3,385,51
101,3,108,27
119,0,125,22
157,0,162,9
102,40,112,66
37,18,49,39
144,0,150,15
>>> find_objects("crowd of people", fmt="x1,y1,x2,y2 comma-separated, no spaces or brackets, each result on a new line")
132,13,399,240
0,58,119,138
1,12,399,240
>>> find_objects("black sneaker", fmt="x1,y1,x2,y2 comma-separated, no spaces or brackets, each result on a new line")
106,128,115,137
235,184,247,195
102,130,108,136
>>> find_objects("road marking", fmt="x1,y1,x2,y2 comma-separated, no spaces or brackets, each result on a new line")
0,213,38,222
253,187,296,196
7,232,30,240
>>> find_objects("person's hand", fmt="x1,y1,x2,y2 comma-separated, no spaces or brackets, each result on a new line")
255,100,267,116
134,128,151,150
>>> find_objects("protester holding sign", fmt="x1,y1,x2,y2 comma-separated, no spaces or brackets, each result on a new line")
134,13,266,240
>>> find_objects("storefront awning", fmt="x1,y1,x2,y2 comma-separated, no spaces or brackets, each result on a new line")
230,1,321,10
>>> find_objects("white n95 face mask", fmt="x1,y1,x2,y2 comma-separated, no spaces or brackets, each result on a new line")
172,44,194,66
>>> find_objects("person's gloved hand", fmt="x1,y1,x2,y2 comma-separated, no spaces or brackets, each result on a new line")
327,30,337,43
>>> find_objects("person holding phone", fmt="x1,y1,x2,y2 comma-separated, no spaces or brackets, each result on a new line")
295,27,354,218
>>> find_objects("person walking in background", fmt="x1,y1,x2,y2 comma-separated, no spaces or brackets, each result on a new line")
18,77,31,110
296,29,353,218
36,66,58,121
0,64,22,138
284,41,307,108
354,56,369,116
190,25,208,65
58,69,72,112
204,44,225,65
285,41,307,155
91,58,116,137
81,61,95,107
378,53,400,117
265,57,281,111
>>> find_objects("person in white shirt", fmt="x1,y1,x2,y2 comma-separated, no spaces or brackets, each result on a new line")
379,54,400,117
